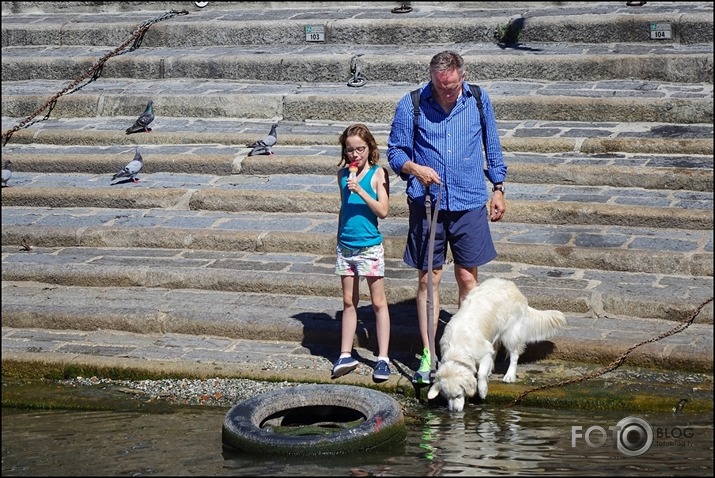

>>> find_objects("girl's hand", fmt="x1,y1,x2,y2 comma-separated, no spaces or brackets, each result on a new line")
347,177,360,194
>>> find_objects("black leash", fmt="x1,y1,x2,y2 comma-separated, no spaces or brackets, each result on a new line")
425,182,442,379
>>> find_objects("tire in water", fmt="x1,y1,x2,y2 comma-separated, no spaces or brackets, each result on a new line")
222,384,406,455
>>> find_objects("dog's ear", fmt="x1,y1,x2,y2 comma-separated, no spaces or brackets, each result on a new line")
427,382,441,399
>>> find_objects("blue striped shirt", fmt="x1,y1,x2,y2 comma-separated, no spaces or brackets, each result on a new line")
387,82,507,211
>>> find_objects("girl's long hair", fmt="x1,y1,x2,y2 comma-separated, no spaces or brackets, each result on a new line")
337,123,379,167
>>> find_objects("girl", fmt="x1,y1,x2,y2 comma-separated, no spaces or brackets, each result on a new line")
332,124,392,382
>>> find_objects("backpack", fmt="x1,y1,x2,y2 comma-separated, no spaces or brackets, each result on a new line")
410,83,487,147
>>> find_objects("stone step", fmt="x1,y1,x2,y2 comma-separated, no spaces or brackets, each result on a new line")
1,78,713,125
1,173,712,226
3,43,713,84
1,205,711,277
2,2,712,46
2,279,712,373
2,1,713,381
2,115,713,156
1,245,712,325
2,150,713,191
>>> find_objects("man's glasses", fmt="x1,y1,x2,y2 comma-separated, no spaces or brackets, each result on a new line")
344,146,367,154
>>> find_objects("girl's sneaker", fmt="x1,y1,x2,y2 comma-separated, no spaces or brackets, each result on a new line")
372,360,392,382
331,356,359,378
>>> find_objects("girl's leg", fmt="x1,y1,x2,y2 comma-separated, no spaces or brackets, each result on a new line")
340,275,360,354
366,276,390,358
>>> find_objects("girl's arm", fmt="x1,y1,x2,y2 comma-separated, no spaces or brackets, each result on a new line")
356,166,390,219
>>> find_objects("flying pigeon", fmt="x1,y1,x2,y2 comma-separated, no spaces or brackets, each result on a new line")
247,123,278,156
125,100,154,135
1,160,13,187
112,148,144,183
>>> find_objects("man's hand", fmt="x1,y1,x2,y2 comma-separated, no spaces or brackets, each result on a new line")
407,162,441,187
490,192,506,222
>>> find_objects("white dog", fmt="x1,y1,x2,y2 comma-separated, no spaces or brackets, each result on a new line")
427,277,566,412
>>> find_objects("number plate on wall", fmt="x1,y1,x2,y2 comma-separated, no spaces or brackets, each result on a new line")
650,22,672,40
305,25,325,42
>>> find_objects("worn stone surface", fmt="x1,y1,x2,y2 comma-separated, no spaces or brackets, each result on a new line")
1,2,713,411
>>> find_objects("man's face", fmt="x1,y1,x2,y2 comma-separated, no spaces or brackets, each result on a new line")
431,68,464,104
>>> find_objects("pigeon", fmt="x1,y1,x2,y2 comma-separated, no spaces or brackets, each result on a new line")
1,160,13,187
112,148,144,183
247,123,278,156
125,100,154,135
248,144,273,156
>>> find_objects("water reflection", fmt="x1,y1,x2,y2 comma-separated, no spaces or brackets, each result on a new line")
418,408,567,475
2,405,712,476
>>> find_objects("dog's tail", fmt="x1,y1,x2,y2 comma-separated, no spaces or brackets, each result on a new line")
524,307,567,342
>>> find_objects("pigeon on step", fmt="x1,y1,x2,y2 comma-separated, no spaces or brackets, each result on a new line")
125,100,155,135
247,123,278,156
248,144,274,156
112,148,144,183
1,160,13,187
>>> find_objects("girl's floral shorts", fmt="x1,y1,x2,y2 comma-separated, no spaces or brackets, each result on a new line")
335,243,385,277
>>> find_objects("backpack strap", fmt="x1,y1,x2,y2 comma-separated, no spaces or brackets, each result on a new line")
468,84,484,120
410,88,421,127
467,84,488,150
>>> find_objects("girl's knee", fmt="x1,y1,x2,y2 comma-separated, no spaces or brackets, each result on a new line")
371,298,389,313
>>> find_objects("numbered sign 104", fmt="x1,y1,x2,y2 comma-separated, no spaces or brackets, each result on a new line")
650,23,671,40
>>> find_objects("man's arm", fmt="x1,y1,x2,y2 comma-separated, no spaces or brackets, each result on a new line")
387,94,416,180
480,89,507,185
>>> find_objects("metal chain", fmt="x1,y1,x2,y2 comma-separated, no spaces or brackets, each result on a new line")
1,9,189,146
506,296,713,407
401,406,427,422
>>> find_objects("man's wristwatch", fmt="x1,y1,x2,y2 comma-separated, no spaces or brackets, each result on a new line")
492,184,505,194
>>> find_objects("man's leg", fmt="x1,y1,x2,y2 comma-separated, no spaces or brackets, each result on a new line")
448,206,496,304
454,264,477,305
417,267,442,351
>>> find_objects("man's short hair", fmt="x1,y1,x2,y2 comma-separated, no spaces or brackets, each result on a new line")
430,50,465,75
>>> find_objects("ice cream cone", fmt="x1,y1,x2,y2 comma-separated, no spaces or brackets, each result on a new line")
348,161,359,194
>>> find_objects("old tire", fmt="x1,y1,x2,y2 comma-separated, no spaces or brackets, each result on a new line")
222,384,406,455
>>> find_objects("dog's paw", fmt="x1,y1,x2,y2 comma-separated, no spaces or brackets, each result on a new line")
503,373,517,383
427,383,441,400
478,381,488,399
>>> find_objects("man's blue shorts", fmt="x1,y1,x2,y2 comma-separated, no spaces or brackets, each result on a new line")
404,199,497,271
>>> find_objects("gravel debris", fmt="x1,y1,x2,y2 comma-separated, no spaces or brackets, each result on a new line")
62,376,304,408
59,375,424,415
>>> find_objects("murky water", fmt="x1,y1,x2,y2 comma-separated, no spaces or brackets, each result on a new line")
2,405,712,476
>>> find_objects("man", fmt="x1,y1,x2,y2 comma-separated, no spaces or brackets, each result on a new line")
386,50,507,384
